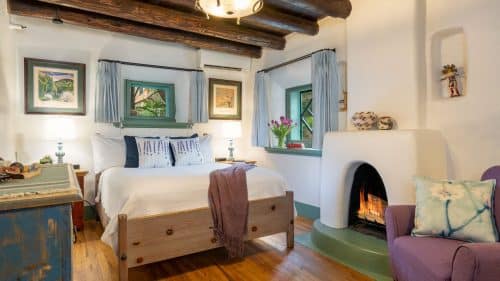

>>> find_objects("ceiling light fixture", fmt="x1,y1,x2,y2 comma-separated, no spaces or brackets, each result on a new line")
195,0,264,24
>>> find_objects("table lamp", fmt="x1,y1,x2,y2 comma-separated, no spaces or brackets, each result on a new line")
44,117,76,164
222,122,242,161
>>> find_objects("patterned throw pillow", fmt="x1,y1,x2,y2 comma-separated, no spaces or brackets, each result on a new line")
412,176,498,242
135,137,172,168
169,137,204,166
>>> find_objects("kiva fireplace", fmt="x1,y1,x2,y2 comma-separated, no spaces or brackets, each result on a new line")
348,163,388,239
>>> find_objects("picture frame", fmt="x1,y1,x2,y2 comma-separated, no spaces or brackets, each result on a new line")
208,78,242,120
123,80,176,127
24,58,86,115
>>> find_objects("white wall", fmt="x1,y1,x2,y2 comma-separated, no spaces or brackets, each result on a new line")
347,0,426,130
425,0,500,179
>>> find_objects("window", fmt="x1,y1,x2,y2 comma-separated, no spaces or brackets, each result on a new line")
286,84,313,148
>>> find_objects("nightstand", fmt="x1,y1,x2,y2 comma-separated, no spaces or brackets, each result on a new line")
216,159,257,165
72,169,88,231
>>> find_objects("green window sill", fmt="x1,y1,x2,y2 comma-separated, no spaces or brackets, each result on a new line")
264,147,322,157
113,119,193,128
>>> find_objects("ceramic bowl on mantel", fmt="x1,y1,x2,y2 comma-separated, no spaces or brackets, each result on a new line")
351,111,378,130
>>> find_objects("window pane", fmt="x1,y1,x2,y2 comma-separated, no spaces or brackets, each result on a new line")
300,90,313,147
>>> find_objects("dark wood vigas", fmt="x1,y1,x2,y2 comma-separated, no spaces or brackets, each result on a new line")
7,0,352,58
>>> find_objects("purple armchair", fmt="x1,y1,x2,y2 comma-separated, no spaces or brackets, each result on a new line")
385,166,500,281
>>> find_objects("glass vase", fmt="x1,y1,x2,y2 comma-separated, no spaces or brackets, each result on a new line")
277,135,286,149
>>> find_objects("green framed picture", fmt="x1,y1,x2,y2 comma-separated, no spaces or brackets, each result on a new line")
24,58,86,115
208,78,242,120
124,80,176,127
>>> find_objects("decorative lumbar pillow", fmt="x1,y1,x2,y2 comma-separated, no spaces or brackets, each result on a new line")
135,137,172,168
169,137,204,166
412,176,498,242
91,134,126,173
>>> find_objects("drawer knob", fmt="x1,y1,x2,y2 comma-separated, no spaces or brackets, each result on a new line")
211,237,217,244
136,257,143,264
251,226,258,232
166,228,174,236
271,205,276,211
120,254,127,261
132,241,140,246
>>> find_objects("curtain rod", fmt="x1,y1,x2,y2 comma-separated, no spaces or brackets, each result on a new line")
257,48,335,74
98,59,203,72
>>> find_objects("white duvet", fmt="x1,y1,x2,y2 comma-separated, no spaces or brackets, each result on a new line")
97,163,288,251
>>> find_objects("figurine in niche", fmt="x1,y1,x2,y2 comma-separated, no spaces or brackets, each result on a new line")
441,64,463,98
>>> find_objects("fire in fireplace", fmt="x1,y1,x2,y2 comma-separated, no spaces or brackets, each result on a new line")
348,163,388,239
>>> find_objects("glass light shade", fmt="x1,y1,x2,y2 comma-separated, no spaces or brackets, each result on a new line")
222,122,242,139
197,0,263,19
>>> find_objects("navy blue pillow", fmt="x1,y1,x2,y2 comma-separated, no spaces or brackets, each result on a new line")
124,134,198,167
124,136,139,168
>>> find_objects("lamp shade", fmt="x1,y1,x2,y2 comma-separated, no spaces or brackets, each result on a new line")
222,122,242,139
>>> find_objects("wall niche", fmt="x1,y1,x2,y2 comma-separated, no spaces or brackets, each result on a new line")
430,27,467,99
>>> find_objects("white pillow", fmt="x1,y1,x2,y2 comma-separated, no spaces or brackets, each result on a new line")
91,134,126,173
199,135,214,163
170,137,204,166
135,137,172,168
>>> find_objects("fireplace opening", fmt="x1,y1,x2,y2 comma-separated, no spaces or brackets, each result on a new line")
348,163,388,240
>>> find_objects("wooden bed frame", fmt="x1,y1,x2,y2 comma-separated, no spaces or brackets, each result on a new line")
95,173,295,281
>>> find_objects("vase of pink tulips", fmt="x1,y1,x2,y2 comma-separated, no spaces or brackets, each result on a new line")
269,116,295,148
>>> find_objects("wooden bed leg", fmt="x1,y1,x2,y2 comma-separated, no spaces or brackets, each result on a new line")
118,214,128,281
286,191,294,249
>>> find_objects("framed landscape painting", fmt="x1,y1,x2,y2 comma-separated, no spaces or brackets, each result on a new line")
24,58,86,115
123,80,176,127
208,78,242,120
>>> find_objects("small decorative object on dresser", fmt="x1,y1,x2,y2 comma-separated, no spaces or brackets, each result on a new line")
351,111,378,130
72,169,88,231
269,116,295,148
208,78,242,120
24,58,86,115
377,116,394,130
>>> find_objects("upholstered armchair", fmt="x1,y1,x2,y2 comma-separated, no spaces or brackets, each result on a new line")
385,166,500,281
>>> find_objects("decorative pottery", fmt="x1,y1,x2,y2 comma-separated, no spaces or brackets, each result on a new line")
351,112,378,130
377,116,394,130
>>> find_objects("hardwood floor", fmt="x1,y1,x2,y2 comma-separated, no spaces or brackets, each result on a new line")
73,217,373,281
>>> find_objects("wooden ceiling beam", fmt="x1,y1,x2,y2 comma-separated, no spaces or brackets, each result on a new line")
7,0,262,58
265,0,352,19
35,0,286,49
148,0,319,36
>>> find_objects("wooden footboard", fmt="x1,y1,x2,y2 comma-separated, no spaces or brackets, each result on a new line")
117,191,294,281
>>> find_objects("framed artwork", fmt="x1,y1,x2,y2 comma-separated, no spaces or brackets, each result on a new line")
208,78,242,120
24,58,86,115
124,80,176,127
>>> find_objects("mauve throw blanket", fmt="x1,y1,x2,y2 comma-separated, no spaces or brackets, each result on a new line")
208,163,255,258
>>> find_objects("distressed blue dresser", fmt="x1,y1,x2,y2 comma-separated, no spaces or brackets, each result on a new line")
0,164,82,281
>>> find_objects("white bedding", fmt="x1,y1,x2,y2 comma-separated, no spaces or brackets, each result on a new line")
97,163,288,251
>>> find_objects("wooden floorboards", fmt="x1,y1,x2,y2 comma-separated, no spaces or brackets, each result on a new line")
73,217,373,281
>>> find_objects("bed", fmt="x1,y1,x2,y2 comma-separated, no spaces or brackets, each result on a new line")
94,163,294,281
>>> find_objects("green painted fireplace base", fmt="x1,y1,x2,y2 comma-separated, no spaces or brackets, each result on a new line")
295,219,392,281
